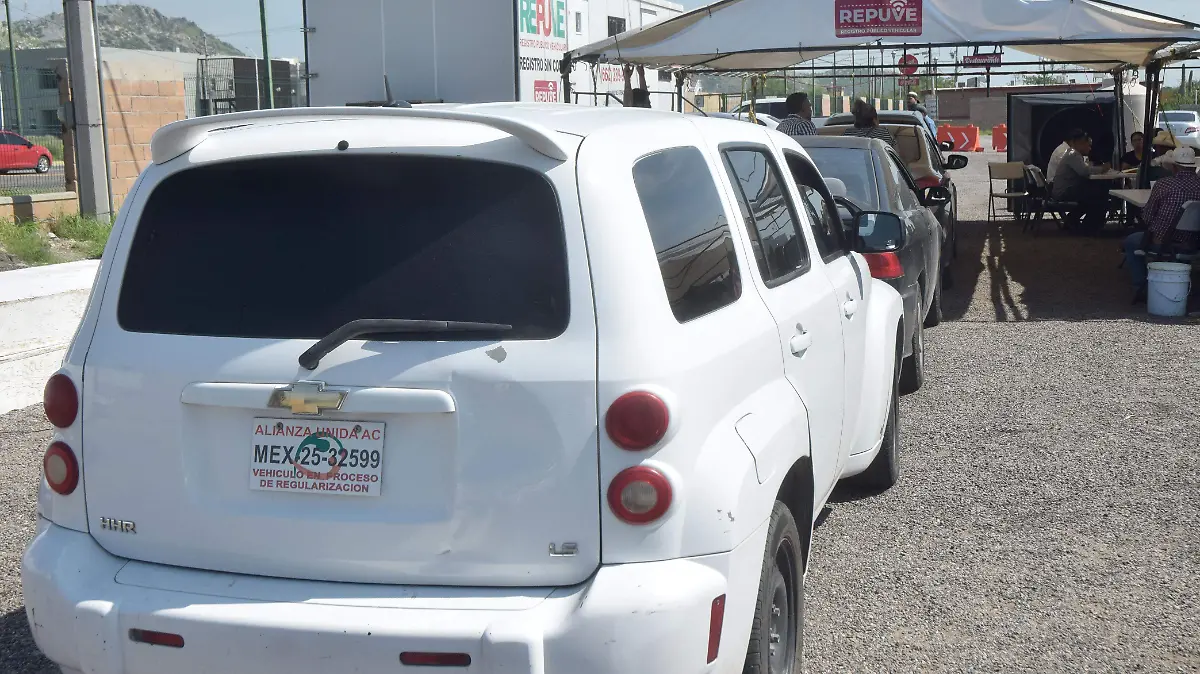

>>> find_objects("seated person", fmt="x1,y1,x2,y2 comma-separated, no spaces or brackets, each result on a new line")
1120,131,1145,170
1046,129,1082,185
1122,147,1200,286
1050,132,1111,233
841,102,896,149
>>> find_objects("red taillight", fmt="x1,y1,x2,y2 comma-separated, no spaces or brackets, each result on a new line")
916,175,942,190
708,595,726,663
607,466,672,524
43,442,79,495
605,391,669,451
129,629,185,648
1186,126,1199,134
43,373,78,428
399,652,472,667
863,252,904,280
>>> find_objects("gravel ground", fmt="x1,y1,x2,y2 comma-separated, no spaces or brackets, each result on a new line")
805,150,1200,672
0,150,1196,673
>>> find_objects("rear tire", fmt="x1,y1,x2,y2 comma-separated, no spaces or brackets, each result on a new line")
924,280,943,328
899,318,924,395
744,501,804,674
853,353,901,491
35,156,50,173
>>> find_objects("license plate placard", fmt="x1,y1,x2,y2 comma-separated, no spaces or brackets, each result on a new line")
250,418,386,497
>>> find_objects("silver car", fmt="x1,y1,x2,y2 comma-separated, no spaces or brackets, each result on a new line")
1158,110,1200,150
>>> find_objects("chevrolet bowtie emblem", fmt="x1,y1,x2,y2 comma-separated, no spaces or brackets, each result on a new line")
267,381,347,416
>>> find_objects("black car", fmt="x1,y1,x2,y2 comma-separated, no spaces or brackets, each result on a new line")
797,135,950,394
821,110,967,285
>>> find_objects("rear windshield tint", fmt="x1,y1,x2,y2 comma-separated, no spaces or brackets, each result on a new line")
118,155,569,340
804,147,879,209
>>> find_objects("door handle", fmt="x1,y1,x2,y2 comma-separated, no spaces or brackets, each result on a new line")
842,296,859,319
789,330,813,357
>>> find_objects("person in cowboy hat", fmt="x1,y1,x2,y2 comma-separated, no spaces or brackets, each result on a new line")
906,91,937,137
1121,146,1200,287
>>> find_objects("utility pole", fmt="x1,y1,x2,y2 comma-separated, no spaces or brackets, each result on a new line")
64,0,109,217
259,0,274,109
4,0,21,133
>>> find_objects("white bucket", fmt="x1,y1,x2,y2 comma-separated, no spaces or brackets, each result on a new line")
1146,262,1192,317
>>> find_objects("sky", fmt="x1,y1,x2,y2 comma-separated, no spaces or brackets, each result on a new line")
3,0,1197,83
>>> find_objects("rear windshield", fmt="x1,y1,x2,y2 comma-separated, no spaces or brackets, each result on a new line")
118,155,569,340
1160,112,1197,122
803,147,879,209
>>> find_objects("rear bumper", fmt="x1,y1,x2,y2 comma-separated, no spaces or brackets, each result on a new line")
24,519,746,674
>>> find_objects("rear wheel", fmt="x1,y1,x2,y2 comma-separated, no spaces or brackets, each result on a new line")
899,318,924,395
744,501,804,674
35,156,50,173
853,349,901,491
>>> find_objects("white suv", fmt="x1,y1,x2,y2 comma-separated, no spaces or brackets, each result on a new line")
24,104,904,674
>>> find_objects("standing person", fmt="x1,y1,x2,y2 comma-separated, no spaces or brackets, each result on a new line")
1051,132,1112,233
776,92,818,137
842,102,896,148
906,92,937,138
1121,146,1200,286
1120,131,1145,170
623,64,651,108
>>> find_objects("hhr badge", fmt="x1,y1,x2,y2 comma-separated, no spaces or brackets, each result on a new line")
548,542,578,557
268,381,347,416
99,517,137,534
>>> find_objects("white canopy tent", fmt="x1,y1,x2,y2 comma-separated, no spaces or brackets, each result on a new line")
566,0,1200,73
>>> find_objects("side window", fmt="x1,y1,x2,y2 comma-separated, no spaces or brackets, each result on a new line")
632,147,742,323
783,152,845,261
885,151,922,210
722,148,810,284
924,133,944,172
0,134,14,145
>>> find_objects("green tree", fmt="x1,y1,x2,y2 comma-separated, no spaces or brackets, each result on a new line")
1020,72,1068,86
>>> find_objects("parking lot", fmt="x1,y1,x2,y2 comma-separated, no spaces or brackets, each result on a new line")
1,150,1197,673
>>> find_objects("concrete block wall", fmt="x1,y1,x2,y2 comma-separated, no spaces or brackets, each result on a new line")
102,78,187,208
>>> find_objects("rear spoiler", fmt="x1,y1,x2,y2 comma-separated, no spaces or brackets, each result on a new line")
150,106,571,164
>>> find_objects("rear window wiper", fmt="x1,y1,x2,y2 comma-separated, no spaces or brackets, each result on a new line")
299,318,512,370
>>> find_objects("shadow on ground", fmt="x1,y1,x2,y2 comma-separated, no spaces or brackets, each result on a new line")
942,216,1198,323
0,608,55,674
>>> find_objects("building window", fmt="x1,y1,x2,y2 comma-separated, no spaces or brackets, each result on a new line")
38,109,59,130
607,16,626,37
38,69,57,90
575,12,583,34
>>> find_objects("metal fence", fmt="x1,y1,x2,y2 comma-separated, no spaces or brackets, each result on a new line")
0,66,67,196
184,58,307,119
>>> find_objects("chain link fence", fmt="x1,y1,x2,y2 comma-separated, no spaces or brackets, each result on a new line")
0,66,67,196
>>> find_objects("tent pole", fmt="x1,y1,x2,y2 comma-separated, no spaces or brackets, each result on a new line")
1138,62,1162,189
675,72,683,112
1114,68,1125,165
560,54,573,104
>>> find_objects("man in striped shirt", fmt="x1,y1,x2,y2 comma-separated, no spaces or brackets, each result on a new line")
841,103,896,149
775,93,818,138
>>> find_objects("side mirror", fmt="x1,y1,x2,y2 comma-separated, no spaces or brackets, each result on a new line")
945,154,968,170
922,185,952,208
23,141,32,148
940,140,954,151
854,211,906,253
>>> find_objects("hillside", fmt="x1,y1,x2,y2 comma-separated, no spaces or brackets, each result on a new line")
0,4,243,56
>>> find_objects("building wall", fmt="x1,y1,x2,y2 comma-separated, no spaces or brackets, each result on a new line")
102,76,187,208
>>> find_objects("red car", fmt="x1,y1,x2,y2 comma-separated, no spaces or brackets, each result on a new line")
0,131,53,173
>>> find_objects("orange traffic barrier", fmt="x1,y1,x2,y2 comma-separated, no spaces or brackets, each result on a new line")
992,124,1008,152
938,125,982,153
